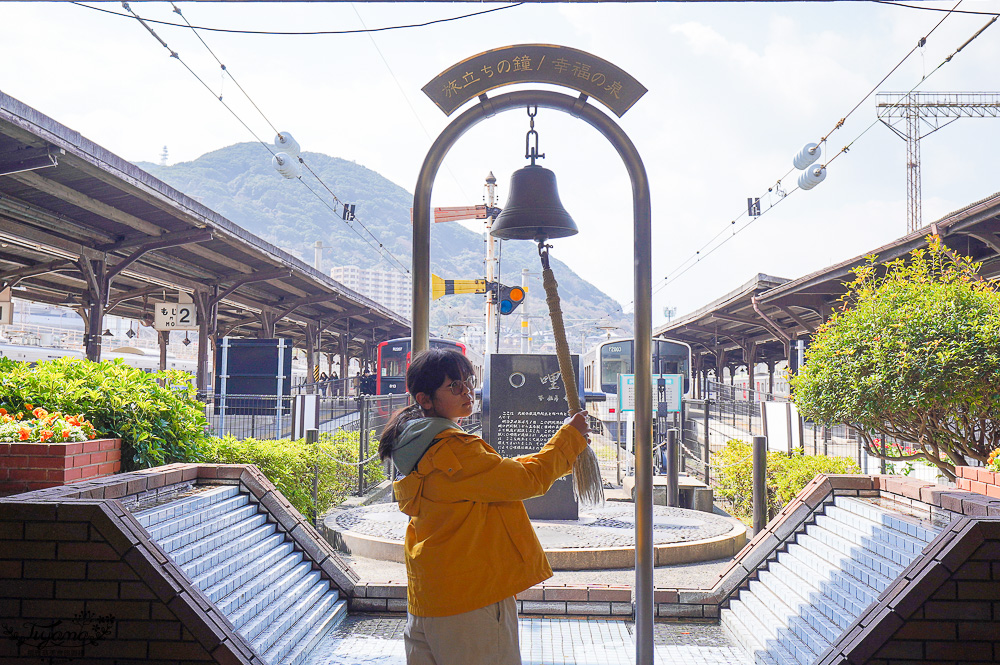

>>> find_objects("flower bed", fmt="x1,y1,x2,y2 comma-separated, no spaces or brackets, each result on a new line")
0,405,116,495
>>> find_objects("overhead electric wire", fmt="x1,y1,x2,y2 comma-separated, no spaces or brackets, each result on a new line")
348,3,477,203
72,1,524,36
642,0,980,312
117,1,411,275
875,1,1000,17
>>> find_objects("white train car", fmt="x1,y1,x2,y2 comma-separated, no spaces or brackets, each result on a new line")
582,337,692,441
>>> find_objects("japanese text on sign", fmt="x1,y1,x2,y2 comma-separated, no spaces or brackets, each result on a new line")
618,374,683,413
153,302,197,331
422,44,647,118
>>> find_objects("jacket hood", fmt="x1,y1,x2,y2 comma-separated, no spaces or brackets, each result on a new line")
391,417,463,476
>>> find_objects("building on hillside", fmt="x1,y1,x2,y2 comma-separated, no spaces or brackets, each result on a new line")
331,265,412,321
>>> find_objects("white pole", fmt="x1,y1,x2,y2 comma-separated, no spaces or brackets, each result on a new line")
485,173,498,356
521,268,530,353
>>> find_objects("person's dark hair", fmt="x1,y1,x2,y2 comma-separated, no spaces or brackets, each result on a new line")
378,348,475,461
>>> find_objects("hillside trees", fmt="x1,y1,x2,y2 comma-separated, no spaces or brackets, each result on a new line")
791,237,1000,480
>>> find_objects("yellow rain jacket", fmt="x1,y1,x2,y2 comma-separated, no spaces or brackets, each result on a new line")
393,422,587,617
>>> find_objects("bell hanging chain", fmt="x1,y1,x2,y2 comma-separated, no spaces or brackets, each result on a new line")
525,105,545,166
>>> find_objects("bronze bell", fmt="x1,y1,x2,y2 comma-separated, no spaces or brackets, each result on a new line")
490,165,579,242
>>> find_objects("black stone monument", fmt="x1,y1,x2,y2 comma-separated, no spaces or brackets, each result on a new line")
483,353,584,520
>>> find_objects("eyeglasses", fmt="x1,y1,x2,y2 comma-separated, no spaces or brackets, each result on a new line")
446,377,477,395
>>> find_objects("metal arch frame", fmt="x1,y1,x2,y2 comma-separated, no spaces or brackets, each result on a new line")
411,89,655,664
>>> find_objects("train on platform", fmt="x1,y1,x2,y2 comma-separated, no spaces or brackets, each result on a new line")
375,337,485,395
582,337,693,438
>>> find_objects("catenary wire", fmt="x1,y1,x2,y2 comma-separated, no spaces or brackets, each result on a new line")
117,2,411,274
628,0,975,312
72,1,525,36
162,2,411,273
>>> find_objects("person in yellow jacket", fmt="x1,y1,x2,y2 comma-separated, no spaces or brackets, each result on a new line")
378,348,590,665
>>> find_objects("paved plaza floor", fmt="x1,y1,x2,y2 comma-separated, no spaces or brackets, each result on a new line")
303,614,748,665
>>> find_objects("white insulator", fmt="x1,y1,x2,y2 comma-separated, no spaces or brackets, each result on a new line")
272,152,301,179
274,132,300,157
793,142,821,170
797,164,827,190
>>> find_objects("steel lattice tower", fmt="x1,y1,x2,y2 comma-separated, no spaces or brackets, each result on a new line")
877,92,1000,234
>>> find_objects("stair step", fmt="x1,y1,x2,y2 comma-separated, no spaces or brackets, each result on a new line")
261,591,342,665
815,507,928,569
138,485,347,665
134,485,241,530
243,572,327,642
723,602,801,665
169,513,271,565
152,499,258,550
230,562,317,632
180,522,279,579
280,598,349,665
213,548,304,610
798,527,896,596
741,584,820,663
785,537,877,613
767,561,854,635
834,497,940,545
758,568,843,645
189,531,286,589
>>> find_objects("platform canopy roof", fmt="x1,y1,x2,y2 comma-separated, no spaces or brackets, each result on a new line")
655,191,1000,375
0,92,409,357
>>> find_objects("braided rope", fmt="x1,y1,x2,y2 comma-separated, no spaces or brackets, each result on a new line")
542,265,604,508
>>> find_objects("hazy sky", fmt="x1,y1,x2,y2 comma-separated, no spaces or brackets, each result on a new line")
2,1,999,328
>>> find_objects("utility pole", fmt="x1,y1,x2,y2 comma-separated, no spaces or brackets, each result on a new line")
520,268,530,353
484,172,499,356
877,92,1000,233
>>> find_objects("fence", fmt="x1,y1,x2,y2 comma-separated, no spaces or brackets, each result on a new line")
678,381,948,487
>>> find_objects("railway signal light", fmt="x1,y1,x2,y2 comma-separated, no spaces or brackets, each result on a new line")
497,284,526,315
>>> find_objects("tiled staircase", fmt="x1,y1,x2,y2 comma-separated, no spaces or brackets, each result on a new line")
722,495,943,665
133,485,347,665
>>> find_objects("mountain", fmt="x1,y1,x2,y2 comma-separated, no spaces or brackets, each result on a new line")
136,143,631,349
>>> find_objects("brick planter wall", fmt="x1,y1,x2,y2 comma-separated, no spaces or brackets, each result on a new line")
0,438,121,496
954,465,1000,498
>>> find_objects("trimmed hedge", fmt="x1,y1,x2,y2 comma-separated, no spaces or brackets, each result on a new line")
712,439,860,524
202,429,385,518
0,356,209,470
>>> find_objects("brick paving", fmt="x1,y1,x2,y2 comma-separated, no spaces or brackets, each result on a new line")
302,615,750,665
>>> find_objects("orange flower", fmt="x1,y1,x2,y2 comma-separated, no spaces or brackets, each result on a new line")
18,428,30,441
23,404,33,411
88,433,96,440
0,408,6,415
38,430,53,442
62,430,71,438
66,416,79,426
33,407,48,419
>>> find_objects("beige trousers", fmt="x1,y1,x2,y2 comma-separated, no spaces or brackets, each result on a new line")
404,596,520,665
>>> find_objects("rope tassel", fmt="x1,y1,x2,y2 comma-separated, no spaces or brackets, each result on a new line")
541,261,605,508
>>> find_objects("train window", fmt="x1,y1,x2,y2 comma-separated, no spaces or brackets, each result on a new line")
654,340,692,394
600,341,633,393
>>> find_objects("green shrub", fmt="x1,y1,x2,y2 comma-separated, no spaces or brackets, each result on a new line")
0,356,209,470
712,439,860,524
202,429,384,518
